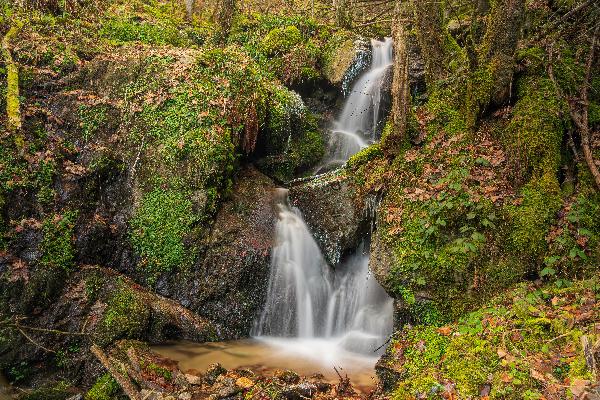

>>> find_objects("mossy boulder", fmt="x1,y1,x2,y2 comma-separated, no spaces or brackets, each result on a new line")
155,166,278,337
254,85,325,182
321,30,371,93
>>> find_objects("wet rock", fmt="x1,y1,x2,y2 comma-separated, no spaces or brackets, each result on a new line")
374,333,403,392
279,382,318,399
204,364,227,385
322,33,371,95
289,170,370,266
275,370,300,384
235,377,254,389
159,166,277,337
184,374,203,386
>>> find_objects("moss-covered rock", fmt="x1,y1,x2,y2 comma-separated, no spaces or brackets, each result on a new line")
320,30,371,93
377,278,600,399
85,373,121,400
254,85,325,182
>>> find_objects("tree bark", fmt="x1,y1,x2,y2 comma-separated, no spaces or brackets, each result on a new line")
2,20,23,133
466,0,524,128
185,0,195,20
573,26,600,189
333,0,351,28
215,0,235,44
382,0,410,157
413,0,448,85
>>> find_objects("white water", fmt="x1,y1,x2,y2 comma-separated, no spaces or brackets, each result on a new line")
325,37,394,166
252,38,395,368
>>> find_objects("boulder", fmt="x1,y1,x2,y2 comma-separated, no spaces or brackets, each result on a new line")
288,170,371,266
157,166,278,337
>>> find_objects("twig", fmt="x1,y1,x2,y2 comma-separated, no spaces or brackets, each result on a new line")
546,332,572,343
14,326,56,353
373,335,392,353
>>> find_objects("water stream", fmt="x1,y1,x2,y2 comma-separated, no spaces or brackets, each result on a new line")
322,37,393,170
154,37,394,385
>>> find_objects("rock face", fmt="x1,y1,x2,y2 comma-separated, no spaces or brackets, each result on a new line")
158,166,278,337
0,264,221,388
288,171,371,266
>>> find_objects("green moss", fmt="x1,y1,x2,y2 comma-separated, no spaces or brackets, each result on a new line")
388,278,599,400
2,20,24,132
39,211,79,272
257,85,325,181
347,143,384,169
96,282,150,347
260,25,303,56
144,363,172,380
505,171,562,259
129,188,198,279
426,82,467,137
100,17,188,46
79,104,109,141
503,77,564,177
20,382,72,400
85,373,120,400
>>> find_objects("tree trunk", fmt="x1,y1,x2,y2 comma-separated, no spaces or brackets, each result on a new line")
185,0,195,20
382,0,410,157
2,20,23,133
215,0,235,44
413,0,448,85
466,0,524,128
333,0,351,28
467,0,490,71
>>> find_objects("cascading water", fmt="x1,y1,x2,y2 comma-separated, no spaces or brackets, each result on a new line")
252,38,394,367
323,37,394,170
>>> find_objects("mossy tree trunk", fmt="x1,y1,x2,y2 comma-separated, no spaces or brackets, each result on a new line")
185,0,195,20
333,0,352,29
466,0,525,128
215,0,235,44
2,20,23,133
467,0,490,71
382,0,410,157
413,0,449,85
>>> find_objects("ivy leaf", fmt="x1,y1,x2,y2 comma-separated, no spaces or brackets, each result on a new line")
578,228,592,237
544,255,560,266
540,267,556,277
569,247,587,260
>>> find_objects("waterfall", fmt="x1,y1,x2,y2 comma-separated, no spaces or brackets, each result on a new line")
252,38,394,360
324,37,393,169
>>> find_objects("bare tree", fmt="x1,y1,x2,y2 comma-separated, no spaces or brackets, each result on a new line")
382,0,410,156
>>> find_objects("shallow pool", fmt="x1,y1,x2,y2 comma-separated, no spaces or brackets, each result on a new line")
152,337,382,391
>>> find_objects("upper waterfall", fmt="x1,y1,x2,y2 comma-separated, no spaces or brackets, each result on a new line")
323,37,393,169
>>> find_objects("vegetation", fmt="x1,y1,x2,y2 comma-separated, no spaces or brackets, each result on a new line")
0,0,598,399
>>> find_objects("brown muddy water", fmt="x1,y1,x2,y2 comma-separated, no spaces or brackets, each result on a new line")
0,374,13,400
152,337,382,392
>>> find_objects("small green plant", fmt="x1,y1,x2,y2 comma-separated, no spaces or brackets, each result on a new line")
85,373,120,400
39,211,79,271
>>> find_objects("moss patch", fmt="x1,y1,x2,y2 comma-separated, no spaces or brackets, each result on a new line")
129,188,198,279
385,278,600,399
